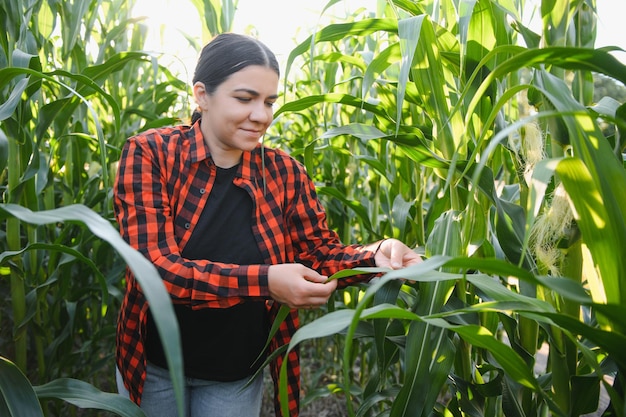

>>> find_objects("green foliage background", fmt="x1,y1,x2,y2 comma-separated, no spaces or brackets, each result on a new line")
1,0,626,416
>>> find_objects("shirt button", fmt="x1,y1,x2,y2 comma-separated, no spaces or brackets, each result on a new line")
184,223,190,229
199,188,205,194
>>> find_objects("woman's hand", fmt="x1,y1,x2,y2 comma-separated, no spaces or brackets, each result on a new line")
373,238,422,269
268,263,337,309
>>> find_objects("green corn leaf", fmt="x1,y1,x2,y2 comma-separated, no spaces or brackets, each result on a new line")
0,78,28,121
0,203,184,417
274,93,392,121
320,123,387,141
325,267,391,282
0,242,111,312
464,46,626,124
284,18,399,82
317,186,374,233
556,158,624,304
0,357,44,417
389,212,459,417
63,0,91,56
34,378,144,417
278,308,358,415
357,306,541,394
397,15,425,136
362,43,401,100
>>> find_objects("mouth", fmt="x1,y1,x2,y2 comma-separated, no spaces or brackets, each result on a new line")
241,128,264,137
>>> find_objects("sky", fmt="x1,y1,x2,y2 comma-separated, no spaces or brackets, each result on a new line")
132,0,626,84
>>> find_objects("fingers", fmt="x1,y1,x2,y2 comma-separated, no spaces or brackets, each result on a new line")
375,238,422,269
267,263,336,309
305,273,337,293
296,277,336,309
304,294,333,309
403,250,423,267
301,278,337,310
302,269,330,284
389,243,403,269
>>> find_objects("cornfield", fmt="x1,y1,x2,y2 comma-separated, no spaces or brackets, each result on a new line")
1,0,625,416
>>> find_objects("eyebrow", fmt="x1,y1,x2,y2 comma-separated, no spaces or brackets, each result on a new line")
233,88,278,100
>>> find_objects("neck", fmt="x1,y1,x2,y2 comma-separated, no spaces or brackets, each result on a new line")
211,150,242,168
200,121,243,168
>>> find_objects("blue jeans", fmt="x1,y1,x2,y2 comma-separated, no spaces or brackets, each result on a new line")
116,363,264,417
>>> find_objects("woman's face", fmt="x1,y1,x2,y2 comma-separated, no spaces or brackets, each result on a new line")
193,65,279,167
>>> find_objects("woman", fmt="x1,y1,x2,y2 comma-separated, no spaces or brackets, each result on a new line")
114,32,421,417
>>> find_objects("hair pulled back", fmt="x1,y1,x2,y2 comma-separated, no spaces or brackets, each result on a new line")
191,33,279,124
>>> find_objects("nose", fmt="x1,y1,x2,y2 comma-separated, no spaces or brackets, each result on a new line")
249,101,272,124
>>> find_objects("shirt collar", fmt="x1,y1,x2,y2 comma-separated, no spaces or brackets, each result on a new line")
187,118,263,182
187,119,212,163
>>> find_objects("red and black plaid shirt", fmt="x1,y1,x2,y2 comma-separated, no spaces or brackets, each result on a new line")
113,121,376,416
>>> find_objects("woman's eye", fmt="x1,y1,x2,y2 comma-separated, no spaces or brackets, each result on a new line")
235,97,275,107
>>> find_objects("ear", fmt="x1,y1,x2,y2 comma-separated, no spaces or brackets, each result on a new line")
192,81,209,109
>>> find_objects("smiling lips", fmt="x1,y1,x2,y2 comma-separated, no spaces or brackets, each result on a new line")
241,127,264,138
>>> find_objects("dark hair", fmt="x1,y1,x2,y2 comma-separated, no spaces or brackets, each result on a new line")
193,33,279,90
191,33,280,124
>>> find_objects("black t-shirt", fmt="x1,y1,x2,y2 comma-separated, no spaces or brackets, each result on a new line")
145,163,269,381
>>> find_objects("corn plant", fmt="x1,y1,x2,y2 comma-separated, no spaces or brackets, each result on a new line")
0,0,197,414
269,0,626,416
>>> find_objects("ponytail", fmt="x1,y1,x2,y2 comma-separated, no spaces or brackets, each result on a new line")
191,109,202,125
